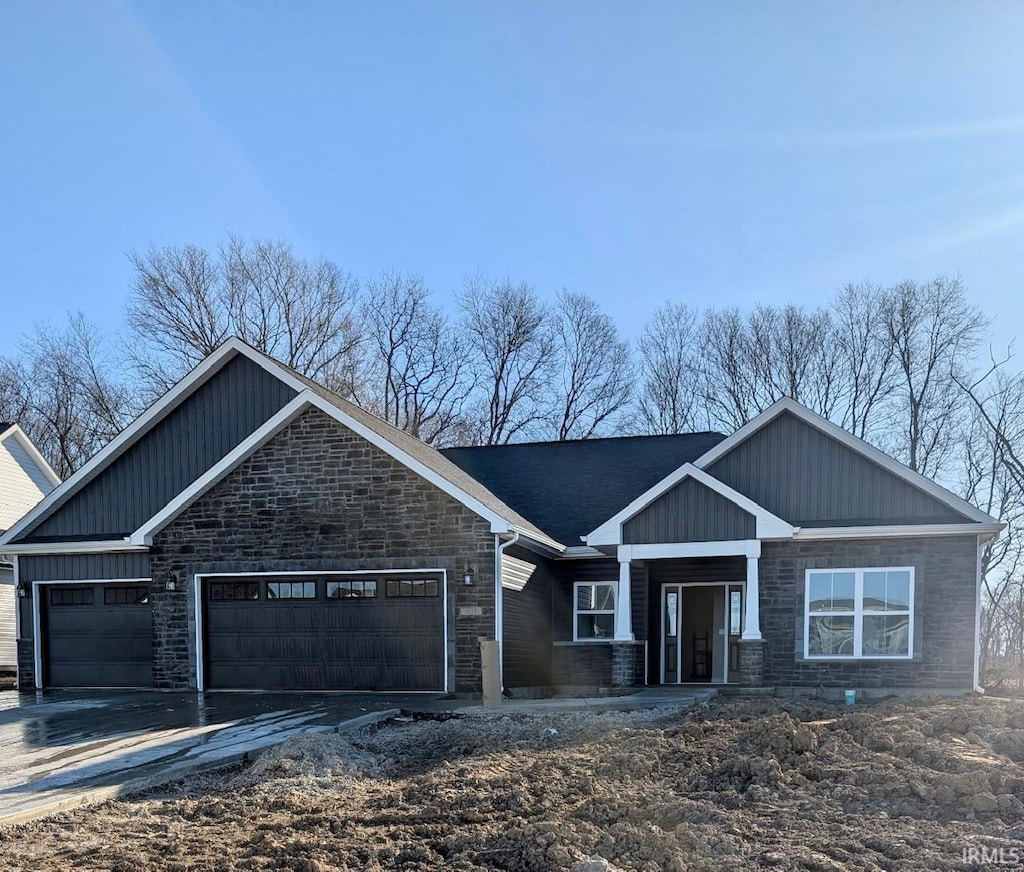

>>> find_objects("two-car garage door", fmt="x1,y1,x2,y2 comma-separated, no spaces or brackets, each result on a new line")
202,573,445,691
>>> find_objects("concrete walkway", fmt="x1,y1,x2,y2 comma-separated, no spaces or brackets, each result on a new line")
0,686,712,825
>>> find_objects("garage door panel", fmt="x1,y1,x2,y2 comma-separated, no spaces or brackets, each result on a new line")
44,584,153,688
204,574,444,690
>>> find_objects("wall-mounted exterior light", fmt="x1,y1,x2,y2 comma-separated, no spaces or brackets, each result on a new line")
463,565,475,586
166,573,177,592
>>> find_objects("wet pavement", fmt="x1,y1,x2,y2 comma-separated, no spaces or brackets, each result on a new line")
0,690,451,823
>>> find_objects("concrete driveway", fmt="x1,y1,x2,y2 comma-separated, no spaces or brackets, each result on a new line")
0,690,446,824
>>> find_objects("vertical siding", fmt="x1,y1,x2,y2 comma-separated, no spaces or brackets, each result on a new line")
20,354,297,541
501,545,554,688
623,477,756,544
19,552,151,582
708,411,968,526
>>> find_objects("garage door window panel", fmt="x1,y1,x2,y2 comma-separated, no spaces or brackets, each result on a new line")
50,587,94,606
267,580,317,600
104,586,150,605
386,578,438,597
327,579,378,599
209,581,260,601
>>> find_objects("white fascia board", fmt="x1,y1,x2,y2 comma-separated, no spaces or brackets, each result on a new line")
131,393,312,544
0,540,148,556
0,425,60,489
302,392,517,537
223,344,564,549
620,540,761,560
793,523,1006,541
0,338,275,548
586,462,793,546
131,388,541,548
693,397,998,526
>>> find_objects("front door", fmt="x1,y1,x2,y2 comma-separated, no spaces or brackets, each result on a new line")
661,583,732,684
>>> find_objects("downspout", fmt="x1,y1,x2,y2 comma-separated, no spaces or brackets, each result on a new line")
974,533,985,694
495,530,520,692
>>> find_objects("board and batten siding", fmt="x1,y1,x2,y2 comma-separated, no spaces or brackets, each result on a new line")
707,410,969,527
623,477,756,544
0,435,52,532
18,354,297,542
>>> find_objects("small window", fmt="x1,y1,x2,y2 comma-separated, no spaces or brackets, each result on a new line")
50,587,94,606
805,567,913,659
574,581,616,640
729,589,743,636
267,580,317,600
209,582,260,601
327,579,378,599
104,586,150,605
386,578,439,598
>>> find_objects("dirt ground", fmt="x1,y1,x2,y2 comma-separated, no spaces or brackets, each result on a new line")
3,696,1024,871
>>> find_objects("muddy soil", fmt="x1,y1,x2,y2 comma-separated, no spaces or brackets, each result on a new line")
3,696,1024,871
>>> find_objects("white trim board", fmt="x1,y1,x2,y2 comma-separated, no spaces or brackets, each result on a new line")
193,568,449,694
0,424,61,489
793,523,1004,541
587,463,794,546
693,397,999,526
0,338,304,548
1,540,149,557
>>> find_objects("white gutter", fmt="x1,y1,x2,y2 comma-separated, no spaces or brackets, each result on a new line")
495,530,520,692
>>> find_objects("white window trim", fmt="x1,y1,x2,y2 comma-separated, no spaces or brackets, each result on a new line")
803,566,915,660
573,580,618,642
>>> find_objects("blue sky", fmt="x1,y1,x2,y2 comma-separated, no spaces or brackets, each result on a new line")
1,2,1023,357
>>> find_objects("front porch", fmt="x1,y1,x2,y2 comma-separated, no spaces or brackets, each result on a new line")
550,540,768,691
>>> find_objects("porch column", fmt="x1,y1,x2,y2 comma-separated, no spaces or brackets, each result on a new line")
615,547,634,641
742,548,762,641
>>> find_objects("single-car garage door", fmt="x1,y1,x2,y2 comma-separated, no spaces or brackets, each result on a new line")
43,583,153,687
203,573,445,690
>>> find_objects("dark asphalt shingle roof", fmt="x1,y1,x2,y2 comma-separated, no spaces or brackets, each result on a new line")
441,432,727,545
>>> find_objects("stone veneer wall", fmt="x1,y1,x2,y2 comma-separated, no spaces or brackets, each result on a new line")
759,535,979,689
148,408,496,693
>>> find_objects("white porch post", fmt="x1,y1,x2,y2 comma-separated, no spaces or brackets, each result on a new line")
615,546,634,641
742,542,762,641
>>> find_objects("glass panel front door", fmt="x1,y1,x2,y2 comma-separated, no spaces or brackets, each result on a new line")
663,587,680,683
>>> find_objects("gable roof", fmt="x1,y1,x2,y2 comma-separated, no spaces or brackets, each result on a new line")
583,397,1001,546
587,463,795,546
0,338,560,553
441,432,726,544
694,398,998,526
0,424,60,490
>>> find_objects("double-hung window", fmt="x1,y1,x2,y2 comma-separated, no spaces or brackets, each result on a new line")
805,567,913,659
574,581,616,640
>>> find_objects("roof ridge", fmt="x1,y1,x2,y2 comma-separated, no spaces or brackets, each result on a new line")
441,431,727,451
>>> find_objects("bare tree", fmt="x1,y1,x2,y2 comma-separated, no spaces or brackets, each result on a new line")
358,272,472,445
882,276,987,478
832,282,899,440
2,314,135,478
550,291,634,440
458,277,555,445
126,237,362,396
635,302,704,434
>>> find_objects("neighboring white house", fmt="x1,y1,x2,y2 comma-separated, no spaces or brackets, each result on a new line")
0,424,60,670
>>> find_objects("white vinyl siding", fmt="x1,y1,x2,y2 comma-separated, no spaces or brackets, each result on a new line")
804,567,914,660
0,567,14,667
0,435,52,532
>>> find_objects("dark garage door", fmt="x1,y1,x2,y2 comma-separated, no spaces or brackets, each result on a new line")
44,584,153,687
203,574,444,690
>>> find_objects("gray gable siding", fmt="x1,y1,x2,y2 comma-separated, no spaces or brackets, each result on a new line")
707,411,969,527
623,477,756,544
19,551,151,583
18,354,297,542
